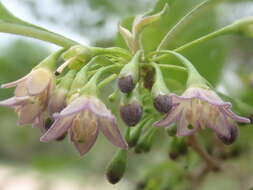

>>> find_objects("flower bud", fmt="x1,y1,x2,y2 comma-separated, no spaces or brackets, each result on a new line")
216,126,239,145
134,128,157,154
56,45,96,73
120,102,143,127
127,119,149,147
118,51,142,93
154,95,172,113
118,75,135,93
62,45,93,61
106,149,128,184
166,126,177,137
151,63,171,113
49,70,77,114
169,137,188,160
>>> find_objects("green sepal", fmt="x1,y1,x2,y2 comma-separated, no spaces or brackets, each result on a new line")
57,70,77,90
119,50,142,84
80,64,122,97
151,62,170,98
34,48,66,71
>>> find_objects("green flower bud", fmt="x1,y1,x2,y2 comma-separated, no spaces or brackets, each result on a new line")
106,149,128,184
127,118,150,147
57,45,98,73
49,70,77,114
62,45,93,61
134,128,157,154
166,125,177,137
169,137,188,160
118,50,142,93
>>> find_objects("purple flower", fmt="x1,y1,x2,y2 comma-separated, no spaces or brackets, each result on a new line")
155,87,250,141
0,68,54,126
40,96,128,156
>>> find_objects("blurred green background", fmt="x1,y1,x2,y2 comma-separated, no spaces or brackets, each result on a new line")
0,0,253,190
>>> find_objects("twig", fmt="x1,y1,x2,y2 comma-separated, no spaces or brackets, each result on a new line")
187,134,221,171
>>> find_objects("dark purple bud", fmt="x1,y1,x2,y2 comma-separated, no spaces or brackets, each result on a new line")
118,75,135,93
120,103,142,126
154,95,172,113
217,126,239,145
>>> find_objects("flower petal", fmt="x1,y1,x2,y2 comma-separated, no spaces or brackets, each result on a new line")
17,103,42,125
206,112,231,138
69,114,99,156
89,99,115,119
53,97,89,118
15,82,28,97
98,118,128,149
26,69,51,95
40,116,74,142
222,108,250,123
1,75,28,88
48,89,67,114
171,88,232,108
154,105,181,127
176,111,197,136
0,96,30,107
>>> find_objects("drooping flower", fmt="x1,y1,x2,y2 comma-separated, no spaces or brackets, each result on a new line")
0,67,54,126
40,96,128,156
155,87,250,144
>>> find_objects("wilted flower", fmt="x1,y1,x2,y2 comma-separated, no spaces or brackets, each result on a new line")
40,96,128,156
155,87,250,144
0,67,54,126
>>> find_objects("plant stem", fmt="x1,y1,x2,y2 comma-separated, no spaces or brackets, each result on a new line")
98,74,118,89
174,24,234,52
0,22,78,48
187,135,221,171
158,64,187,72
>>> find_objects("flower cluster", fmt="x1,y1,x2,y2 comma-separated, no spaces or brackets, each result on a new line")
0,45,249,157
0,2,252,185
0,46,130,156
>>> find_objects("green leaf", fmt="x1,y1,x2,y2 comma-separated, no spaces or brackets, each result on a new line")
0,2,78,47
